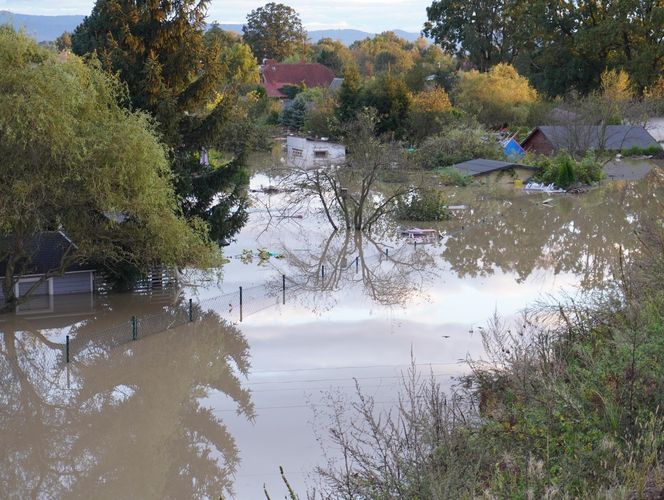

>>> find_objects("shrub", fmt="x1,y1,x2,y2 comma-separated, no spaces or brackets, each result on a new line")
532,152,603,189
435,167,472,186
620,145,663,157
396,188,451,221
415,125,504,169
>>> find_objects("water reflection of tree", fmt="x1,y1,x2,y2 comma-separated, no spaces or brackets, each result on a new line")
279,229,439,312
442,177,663,288
0,304,253,498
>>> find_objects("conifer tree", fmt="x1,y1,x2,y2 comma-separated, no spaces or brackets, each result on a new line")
72,0,250,243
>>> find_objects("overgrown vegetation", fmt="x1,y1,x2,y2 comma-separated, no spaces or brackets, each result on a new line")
531,152,604,189
396,189,451,221
415,125,504,170
435,167,473,187
313,190,664,498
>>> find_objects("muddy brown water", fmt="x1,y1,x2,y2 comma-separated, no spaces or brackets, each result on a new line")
1,166,663,498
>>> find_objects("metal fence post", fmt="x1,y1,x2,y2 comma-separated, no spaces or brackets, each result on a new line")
132,316,137,340
65,335,70,363
239,286,243,322
282,275,286,305
188,298,193,323
321,265,325,279
355,256,359,272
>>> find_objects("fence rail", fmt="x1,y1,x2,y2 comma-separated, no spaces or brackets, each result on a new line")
62,275,292,365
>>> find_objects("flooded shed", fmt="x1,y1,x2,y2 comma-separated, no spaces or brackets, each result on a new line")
286,136,346,169
450,158,537,185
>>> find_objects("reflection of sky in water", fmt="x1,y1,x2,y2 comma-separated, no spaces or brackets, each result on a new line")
2,168,662,498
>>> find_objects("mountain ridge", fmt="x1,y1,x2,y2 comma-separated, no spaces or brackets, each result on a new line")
0,11,425,45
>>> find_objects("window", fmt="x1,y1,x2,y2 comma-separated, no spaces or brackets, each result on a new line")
314,150,328,159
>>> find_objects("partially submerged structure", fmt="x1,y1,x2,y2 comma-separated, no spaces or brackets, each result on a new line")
450,159,537,184
261,60,336,99
0,231,95,305
286,136,346,169
521,125,660,155
398,228,442,244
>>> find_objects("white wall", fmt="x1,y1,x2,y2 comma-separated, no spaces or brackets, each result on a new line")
286,136,346,169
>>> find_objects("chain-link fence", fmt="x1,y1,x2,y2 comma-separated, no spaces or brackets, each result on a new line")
57,275,292,365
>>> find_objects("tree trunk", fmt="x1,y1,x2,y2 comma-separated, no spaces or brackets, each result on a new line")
2,262,17,313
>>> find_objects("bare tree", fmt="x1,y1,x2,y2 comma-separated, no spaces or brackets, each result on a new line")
281,112,422,231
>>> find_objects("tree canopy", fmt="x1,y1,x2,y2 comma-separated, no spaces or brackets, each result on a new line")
71,0,251,243
0,27,218,310
242,2,307,62
453,64,539,127
425,0,664,96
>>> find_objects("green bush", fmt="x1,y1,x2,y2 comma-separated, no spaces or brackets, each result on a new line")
620,145,663,156
435,166,472,186
396,189,451,221
533,152,603,189
415,125,504,170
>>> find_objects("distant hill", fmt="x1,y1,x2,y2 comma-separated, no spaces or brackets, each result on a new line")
0,11,85,42
212,24,425,44
0,11,425,45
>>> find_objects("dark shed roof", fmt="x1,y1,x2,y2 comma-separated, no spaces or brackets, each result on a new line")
524,125,660,151
0,231,94,277
450,159,537,177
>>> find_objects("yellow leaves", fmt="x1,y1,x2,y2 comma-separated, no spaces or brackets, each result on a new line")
601,69,633,101
412,87,452,114
455,64,539,127
644,77,664,98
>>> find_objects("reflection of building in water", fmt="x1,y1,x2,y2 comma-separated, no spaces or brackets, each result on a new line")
286,136,346,169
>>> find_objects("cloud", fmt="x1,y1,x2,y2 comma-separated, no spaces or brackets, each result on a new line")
0,0,431,32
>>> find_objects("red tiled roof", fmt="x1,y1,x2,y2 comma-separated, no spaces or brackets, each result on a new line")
261,60,336,98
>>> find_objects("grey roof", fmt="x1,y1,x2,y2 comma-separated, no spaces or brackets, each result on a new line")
0,231,95,277
450,159,536,177
329,77,344,91
534,125,659,151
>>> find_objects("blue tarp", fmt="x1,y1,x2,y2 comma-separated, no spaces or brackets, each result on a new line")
503,138,525,158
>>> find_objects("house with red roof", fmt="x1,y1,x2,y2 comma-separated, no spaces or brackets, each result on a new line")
261,59,336,98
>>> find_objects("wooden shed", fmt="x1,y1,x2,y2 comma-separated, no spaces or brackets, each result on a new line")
450,159,537,185
0,231,95,305
522,125,660,155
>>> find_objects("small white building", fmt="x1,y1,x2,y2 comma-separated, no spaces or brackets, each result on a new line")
286,136,346,169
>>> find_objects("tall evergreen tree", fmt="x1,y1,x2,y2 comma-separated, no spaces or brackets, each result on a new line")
337,65,363,123
72,0,249,243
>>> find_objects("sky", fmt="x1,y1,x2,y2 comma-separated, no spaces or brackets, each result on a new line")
0,0,431,33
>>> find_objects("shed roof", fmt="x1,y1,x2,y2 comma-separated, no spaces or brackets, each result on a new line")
450,159,536,177
0,231,94,277
261,60,336,98
525,125,660,151
329,77,344,91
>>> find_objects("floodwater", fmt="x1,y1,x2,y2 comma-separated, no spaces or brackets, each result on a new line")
1,162,663,498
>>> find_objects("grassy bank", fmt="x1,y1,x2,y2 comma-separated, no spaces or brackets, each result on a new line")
309,202,664,498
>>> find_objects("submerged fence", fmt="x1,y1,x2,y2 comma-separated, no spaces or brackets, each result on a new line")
62,277,292,364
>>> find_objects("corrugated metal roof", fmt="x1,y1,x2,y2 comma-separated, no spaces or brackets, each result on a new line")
450,159,536,176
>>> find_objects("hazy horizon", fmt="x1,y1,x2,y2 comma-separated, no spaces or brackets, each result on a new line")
0,1,430,33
